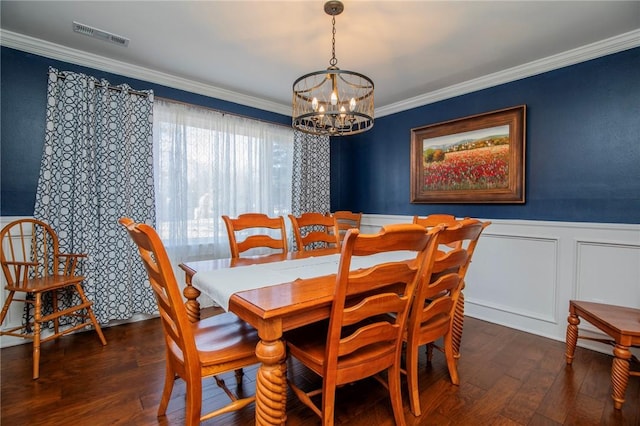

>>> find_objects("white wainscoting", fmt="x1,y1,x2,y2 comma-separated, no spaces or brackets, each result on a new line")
363,215,640,355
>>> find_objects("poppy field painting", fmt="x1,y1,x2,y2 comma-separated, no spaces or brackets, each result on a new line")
410,105,526,203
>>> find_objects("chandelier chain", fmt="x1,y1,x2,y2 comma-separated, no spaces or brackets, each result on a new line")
330,15,337,67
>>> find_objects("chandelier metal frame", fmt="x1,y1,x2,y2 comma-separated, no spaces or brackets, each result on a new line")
292,0,374,136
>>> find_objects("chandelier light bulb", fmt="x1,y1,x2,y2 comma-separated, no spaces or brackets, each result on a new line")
319,105,325,117
312,97,319,111
340,105,346,118
330,91,338,106
349,97,356,112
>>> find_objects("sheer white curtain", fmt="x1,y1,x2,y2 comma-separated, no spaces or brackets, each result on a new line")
153,99,294,276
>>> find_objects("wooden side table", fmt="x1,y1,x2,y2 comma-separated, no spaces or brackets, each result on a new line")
565,300,640,409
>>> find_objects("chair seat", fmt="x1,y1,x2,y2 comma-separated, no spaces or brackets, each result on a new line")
192,312,259,364
6,274,84,292
167,312,259,366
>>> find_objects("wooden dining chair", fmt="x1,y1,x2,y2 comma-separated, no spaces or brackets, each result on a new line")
413,214,463,250
416,216,492,359
565,300,640,409
222,213,288,258
0,218,107,379
412,214,459,228
402,219,486,416
285,224,442,426
288,212,340,251
332,210,362,243
119,218,259,425
448,218,491,360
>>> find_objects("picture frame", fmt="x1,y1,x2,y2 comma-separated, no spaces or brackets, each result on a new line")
410,105,526,203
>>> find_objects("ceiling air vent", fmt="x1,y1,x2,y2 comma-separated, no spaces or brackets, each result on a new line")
72,21,129,47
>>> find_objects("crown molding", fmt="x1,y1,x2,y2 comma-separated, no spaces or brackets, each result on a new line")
376,29,640,118
2,28,638,118
0,29,292,116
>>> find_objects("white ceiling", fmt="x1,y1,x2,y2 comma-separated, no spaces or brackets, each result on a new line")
2,1,639,117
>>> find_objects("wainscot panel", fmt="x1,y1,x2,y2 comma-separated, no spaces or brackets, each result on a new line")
363,215,640,356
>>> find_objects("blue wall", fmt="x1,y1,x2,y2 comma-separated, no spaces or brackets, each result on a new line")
0,47,289,216
2,46,639,223
331,48,640,224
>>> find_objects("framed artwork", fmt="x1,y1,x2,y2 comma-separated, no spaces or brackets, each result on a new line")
410,105,526,203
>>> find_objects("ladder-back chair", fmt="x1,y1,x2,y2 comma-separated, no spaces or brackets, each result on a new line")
403,220,486,416
120,218,259,425
289,212,340,251
448,218,491,360
415,216,491,360
413,214,462,248
412,214,459,228
285,224,441,426
332,211,362,243
222,213,288,258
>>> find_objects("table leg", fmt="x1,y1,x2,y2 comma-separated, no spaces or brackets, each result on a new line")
183,278,201,323
254,325,288,425
565,311,579,365
611,344,631,409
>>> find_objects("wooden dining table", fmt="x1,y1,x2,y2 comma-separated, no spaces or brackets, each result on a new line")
179,248,341,426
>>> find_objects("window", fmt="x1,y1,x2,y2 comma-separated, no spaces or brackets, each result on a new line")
153,98,294,262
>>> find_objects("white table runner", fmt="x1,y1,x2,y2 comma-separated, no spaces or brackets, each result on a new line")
192,251,416,311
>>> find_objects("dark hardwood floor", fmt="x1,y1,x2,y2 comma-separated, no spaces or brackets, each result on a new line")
2,311,638,425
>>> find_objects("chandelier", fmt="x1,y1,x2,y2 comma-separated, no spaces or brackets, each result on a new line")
292,0,374,136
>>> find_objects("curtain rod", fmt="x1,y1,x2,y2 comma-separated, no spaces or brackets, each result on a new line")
155,96,292,130
51,72,291,129
53,71,151,98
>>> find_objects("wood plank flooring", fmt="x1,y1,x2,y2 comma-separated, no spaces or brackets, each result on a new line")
2,311,638,425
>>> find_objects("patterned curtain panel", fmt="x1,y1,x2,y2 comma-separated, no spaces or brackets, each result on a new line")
33,67,156,324
291,130,331,216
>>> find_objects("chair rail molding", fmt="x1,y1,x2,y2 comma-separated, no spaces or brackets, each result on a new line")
362,215,640,355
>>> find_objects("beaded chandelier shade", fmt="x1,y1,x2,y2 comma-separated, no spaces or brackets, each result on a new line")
292,1,374,136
